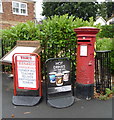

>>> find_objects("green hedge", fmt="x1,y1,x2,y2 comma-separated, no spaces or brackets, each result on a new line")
1,14,100,57
1,21,41,55
96,38,112,51
98,25,114,38
1,14,113,72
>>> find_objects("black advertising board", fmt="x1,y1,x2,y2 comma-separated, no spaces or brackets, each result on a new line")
46,58,71,88
45,58,74,108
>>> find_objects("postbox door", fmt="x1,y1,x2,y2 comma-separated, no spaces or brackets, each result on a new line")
76,43,95,85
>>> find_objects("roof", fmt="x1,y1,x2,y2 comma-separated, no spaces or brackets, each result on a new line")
94,16,106,25
107,15,114,25
107,14,114,21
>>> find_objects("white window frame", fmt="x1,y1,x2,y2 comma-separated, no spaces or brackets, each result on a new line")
12,1,28,16
0,1,3,13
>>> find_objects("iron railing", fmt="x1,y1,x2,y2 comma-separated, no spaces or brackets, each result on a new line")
95,50,112,93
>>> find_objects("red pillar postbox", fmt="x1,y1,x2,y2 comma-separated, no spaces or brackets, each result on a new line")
74,27,99,99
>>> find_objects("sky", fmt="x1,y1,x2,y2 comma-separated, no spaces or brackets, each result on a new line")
35,0,114,21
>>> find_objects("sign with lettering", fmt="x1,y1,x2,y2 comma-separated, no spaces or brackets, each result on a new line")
15,55,38,90
47,58,71,86
45,58,74,109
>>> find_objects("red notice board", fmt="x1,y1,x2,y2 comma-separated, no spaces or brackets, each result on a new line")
15,54,39,90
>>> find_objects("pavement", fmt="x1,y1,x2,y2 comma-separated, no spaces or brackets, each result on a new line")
1,73,113,119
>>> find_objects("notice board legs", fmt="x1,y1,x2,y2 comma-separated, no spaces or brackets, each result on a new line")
12,96,41,106
39,58,42,97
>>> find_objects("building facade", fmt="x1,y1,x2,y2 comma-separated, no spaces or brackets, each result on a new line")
0,0,35,29
94,16,106,26
107,15,114,25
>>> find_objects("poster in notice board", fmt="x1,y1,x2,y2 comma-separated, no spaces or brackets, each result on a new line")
47,58,71,87
15,55,38,90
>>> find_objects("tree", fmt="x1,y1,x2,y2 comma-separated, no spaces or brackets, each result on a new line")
97,2,107,20
105,2,114,18
42,2,98,21
97,2,114,20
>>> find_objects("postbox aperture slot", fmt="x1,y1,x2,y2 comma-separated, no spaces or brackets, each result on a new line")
78,40,90,42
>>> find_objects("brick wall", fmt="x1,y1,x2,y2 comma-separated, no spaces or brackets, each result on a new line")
0,1,35,29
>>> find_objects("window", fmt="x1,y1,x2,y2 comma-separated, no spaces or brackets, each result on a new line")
0,0,3,13
12,1,27,15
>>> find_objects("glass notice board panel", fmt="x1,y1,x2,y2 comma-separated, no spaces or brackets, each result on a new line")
1,46,36,63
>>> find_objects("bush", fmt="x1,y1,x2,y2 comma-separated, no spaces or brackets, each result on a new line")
98,24,114,38
1,14,101,73
2,14,114,73
1,21,41,55
1,14,100,57
38,15,101,60
96,38,112,51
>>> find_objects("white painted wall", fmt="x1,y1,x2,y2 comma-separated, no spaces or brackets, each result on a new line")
35,0,45,22
94,17,106,26
107,17,114,25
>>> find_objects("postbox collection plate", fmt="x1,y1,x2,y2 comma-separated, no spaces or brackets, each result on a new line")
80,45,87,56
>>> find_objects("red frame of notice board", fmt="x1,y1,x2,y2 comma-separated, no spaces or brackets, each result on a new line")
12,53,42,96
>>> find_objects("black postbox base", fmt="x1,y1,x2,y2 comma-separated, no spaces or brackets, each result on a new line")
75,83,94,100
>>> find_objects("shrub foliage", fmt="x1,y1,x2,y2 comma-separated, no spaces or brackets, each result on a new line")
1,14,113,72
1,14,99,58
98,25,114,38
